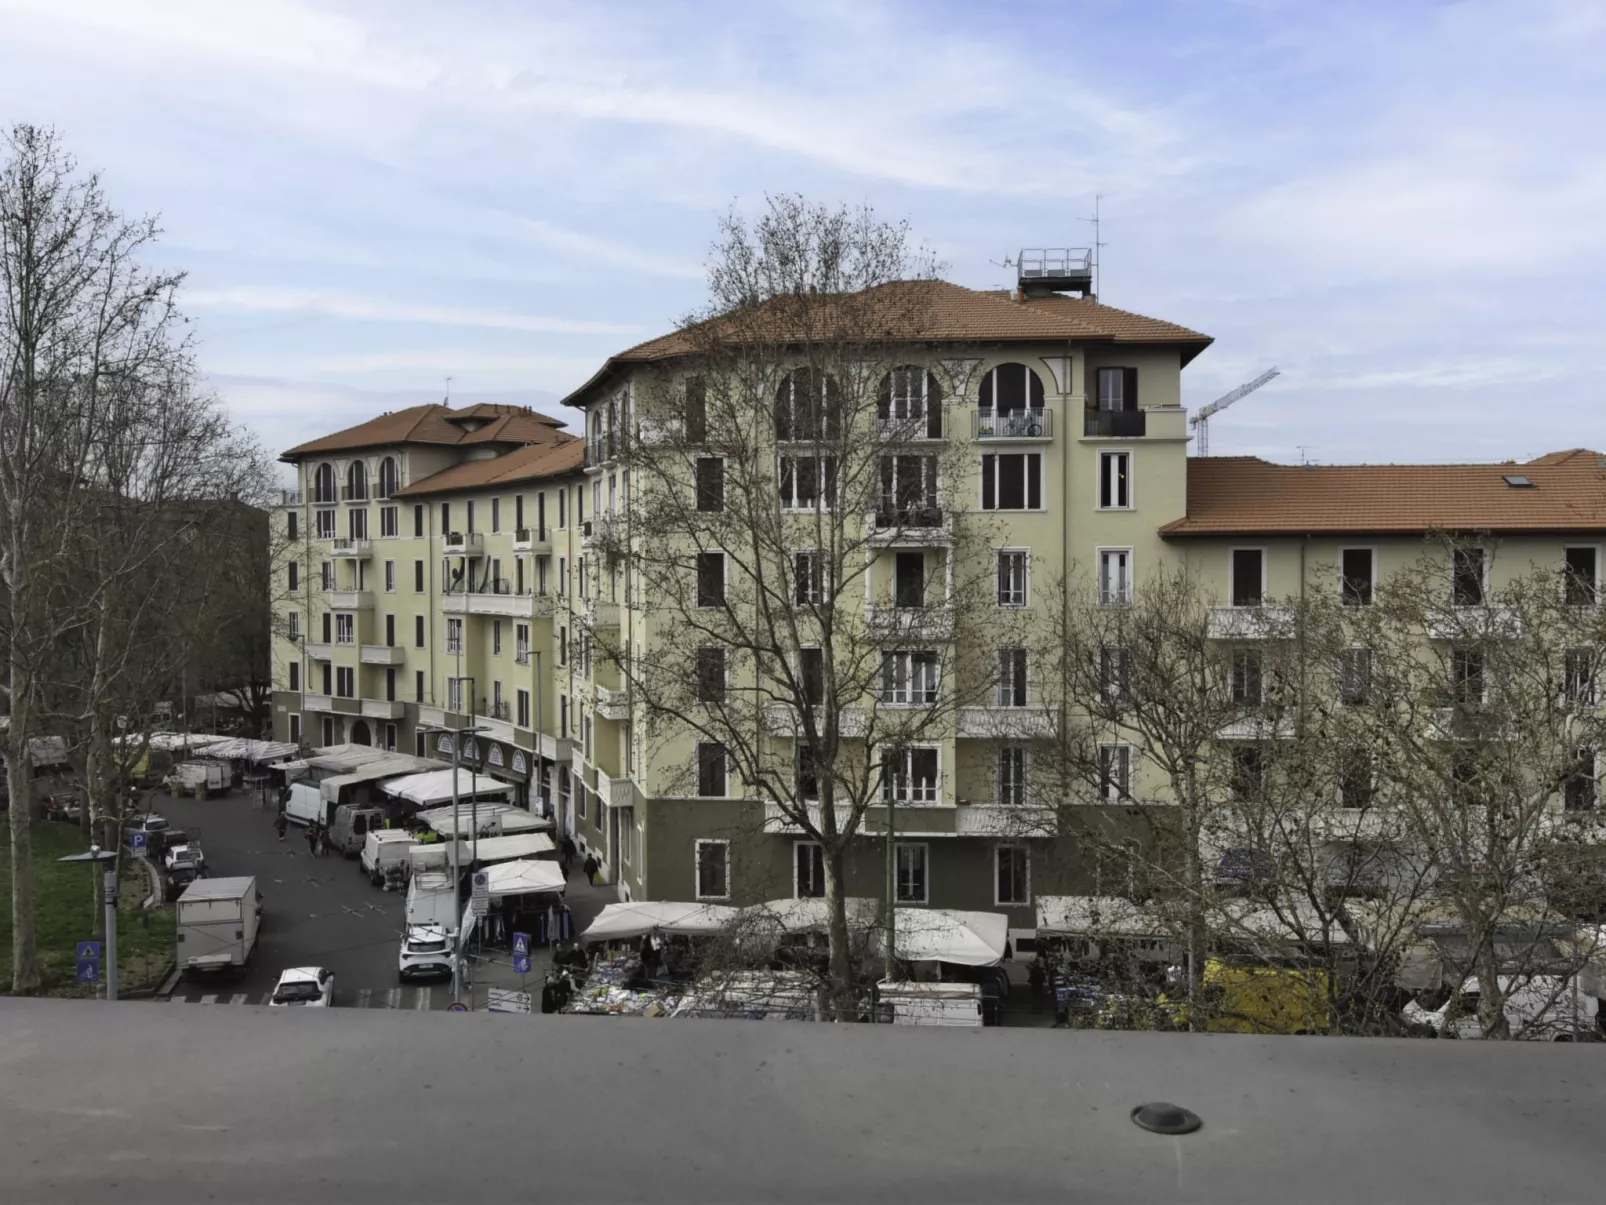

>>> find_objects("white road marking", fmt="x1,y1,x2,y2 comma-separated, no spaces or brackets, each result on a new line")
385,988,401,1009
414,987,432,1011
357,988,372,1009
198,994,218,1004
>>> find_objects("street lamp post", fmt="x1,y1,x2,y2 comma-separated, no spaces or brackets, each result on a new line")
59,845,119,1000
421,691,485,1008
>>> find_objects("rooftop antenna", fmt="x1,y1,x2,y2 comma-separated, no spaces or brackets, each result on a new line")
444,376,452,405
1296,445,1318,466
1077,194,1107,298
1190,366,1281,456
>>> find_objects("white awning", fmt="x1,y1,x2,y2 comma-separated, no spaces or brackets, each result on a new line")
894,909,1010,967
580,901,739,944
1036,895,1172,939
482,859,567,898
198,738,300,764
382,769,513,806
737,897,881,935
466,832,555,864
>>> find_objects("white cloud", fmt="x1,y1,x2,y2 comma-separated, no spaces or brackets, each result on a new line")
184,286,642,336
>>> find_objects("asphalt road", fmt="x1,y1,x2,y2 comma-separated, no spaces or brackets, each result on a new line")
149,788,445,1008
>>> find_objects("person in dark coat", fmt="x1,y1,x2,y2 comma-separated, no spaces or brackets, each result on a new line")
275,811,288,841
559,834,578,876
582,852,599,886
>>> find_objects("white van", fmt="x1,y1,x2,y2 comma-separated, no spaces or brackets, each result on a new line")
360,830,419,885
1404,975,1600,1040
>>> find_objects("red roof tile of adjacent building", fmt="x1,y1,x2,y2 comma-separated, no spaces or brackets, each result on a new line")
393,439,584,496
1162,451,1606,537
281,403,568,459
561,279,1212,407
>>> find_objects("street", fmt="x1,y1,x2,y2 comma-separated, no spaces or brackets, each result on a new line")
148,788,610,1011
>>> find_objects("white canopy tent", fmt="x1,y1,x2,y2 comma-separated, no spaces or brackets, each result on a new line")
465,832,555,865
198,738,300,764
381,769,513,807
482,859,567,898
738,897,881,935
418,801,550,837
1036,896,1173,940
893,909,1010,968
581,901,739,945
316,754,441,803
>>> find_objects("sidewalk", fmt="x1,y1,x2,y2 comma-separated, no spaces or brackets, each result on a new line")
468,864,616,1008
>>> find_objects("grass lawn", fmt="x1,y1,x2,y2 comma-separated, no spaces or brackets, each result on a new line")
0,819,177,996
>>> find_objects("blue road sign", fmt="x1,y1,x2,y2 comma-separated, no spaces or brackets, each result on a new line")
513,954,531,975
512,932,530,957
76,941,101,984
447,1002,469,1013
130,831,148,855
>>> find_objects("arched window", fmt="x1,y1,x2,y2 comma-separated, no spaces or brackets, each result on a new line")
313,462,335,504
345,461,368,502
878,366,943,439
775,368,841,442
978,363,1045,413
377,457,398,500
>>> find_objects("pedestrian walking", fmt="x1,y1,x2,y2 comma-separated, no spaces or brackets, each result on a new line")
1028,958,1046,1014
306,822,319,856
582,852,599,886
318,824,331,857
275,811,288,841
560,833,577,877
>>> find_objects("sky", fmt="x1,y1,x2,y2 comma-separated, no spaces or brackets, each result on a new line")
1,0,1602,471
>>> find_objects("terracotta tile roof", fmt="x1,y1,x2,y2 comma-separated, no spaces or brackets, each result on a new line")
561,279,1211,407
393,438,583,497
1162,451,1606,538
281,403,568,459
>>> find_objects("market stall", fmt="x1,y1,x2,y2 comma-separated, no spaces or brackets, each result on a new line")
580,901,738,945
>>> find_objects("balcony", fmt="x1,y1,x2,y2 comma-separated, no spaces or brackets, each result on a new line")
302,641,333,661
359,644,406,666
513,527,552,554
585,436,618,470
868,507,952,546
954,805,1058,837
361,698,406,720
876,412,945,442
302,693,333,713
866,603,955,642
327,590,374,610
596,768,640,809
443,531,483,554
595,683,630,721
581,516,622,550
278,489,302,507
974,409,1052,440
331,537,371,559
1207,605,1296,640
1082,410,1147,438
956,707,1058,739
1425,606,1522,641
442,585,538,618
763,704,869,737
584,599,621,629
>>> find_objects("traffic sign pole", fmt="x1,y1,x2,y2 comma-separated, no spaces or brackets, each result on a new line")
103,870,118,1002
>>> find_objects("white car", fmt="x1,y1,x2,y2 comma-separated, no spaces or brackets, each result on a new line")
1403,975,1599,1040
398,924,454,982
268,966,335,1007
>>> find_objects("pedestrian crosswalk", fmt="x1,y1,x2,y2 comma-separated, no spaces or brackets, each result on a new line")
165,986,442,1010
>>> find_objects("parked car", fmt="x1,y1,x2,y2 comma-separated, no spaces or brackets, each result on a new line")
164,844,206,901
1403,975,1600,1040
269,966,335,1007
42,792,84,823
398,924,454,983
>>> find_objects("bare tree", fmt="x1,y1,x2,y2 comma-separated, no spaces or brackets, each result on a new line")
600,199,1020,1015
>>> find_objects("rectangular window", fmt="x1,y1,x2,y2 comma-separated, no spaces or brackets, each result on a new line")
797,743,819,800
696,458,725,512
1565,547,1598,606
558,626,567,666
1340,647,1373,705
1098,451,1131,509
684,376,707,446
1565,649,1598,707
996,550,1027,607
322,611,332,643
288,662,300,692
334,613,354,645
335,666,355,698
794,842,825,899
491,498,500,534
880,365,942,438
882,747,938,804
894,552,925,608
414,560,425,592
383,560,395,592
316,509,336,539
415,670,425,703
560,695,569,738
287,562,300,593
1339,748,1374,809
1100,646,1129,705
894,843,928,904
288,713,301,744
558,490,567,529
1098,549,1131,607
348,508,368,540
794,551,825,605
995,845,1029,907
696,742,728,797
413,504,424,538
1099,744,1131,801
1452,547,1485,607
779,456,838,510
999,746,1027,806
696,646,727,703
414,615,425,649
321,663,332,695
466,500,476,534
1341,548,1375,606
1565,750,1598,811
380,506,398,538
695,839,729,900
515,623,530,664
287,511,299,541
1231,549,1264,607
1096,366,1139,412
557,557,566,598
997,647,1027,707
1231,647,1263,705
320,561,334,591
799,647,825,707
492,620,502,656
447,676,464,713
287,610,301,643
880,651,939,705
384,723,396,751
517,689,531,729
1452,647,1485,705
696,552,725,609
980,452,1041,511
1229,744,1265,801
385,667,396,702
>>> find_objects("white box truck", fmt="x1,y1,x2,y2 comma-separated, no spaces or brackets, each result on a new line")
876,981,984,1027
360,830,419,886
176,877,260,975
406,871,460,933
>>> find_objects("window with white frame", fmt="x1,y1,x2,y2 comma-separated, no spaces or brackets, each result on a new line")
1230,647,1263,705
1100,646,1129,705
878,454,939,520
515,623,530,664
447,677,465,713
1099,744,1131,801
778,456,838,510
316,509,336,539
1098,451,1131,509
492,620,502,656
380,506,398,538
894,843,928,903
882,747,938,804
880,651,939,705
695,839,730,900
980,452,1042,510
696,458,725,513
383,560,395,592
794,842,825,898
335,666,355,698
446,617,462,654
998,746,1028,806
696,552,725,609
287,562,300,593
880,366,942,438
517,688,531,728
997,647,1028,707
794,551,827,605
287,610,301,642
349,507,368,540
1565,648,1599,707
1340,647,1373,705
997,550,1028,607
1564,749,1599,811
1098,549,1131,607
995,845,1029,906
334,613,354,645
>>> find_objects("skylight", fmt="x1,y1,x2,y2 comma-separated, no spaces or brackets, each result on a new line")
1502,475,1535,488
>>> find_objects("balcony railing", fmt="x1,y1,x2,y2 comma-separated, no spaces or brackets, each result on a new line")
1206,605,1297,639
302,641,333,661
1098,587,1132,609
865,603,955,642
876,411,944,441
443,531,483,554
1083,410,1147,438
359,644,405,665
331,537,371,559
513,527,552,553
514,648,530,665
339,485,369,502
974,409,1052,439
326,590,373,610
595,683,630,720
278,489,303,507
584,599,621,628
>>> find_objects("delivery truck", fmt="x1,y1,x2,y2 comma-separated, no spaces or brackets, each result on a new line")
361,830,419,887
406,871,460,933
176,877,260,976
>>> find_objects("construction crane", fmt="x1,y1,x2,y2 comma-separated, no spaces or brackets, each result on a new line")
1190,367,1280,456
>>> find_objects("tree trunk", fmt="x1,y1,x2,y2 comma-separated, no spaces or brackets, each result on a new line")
1474,927,1510,1039
8,694,40,994
821,843,855,1021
